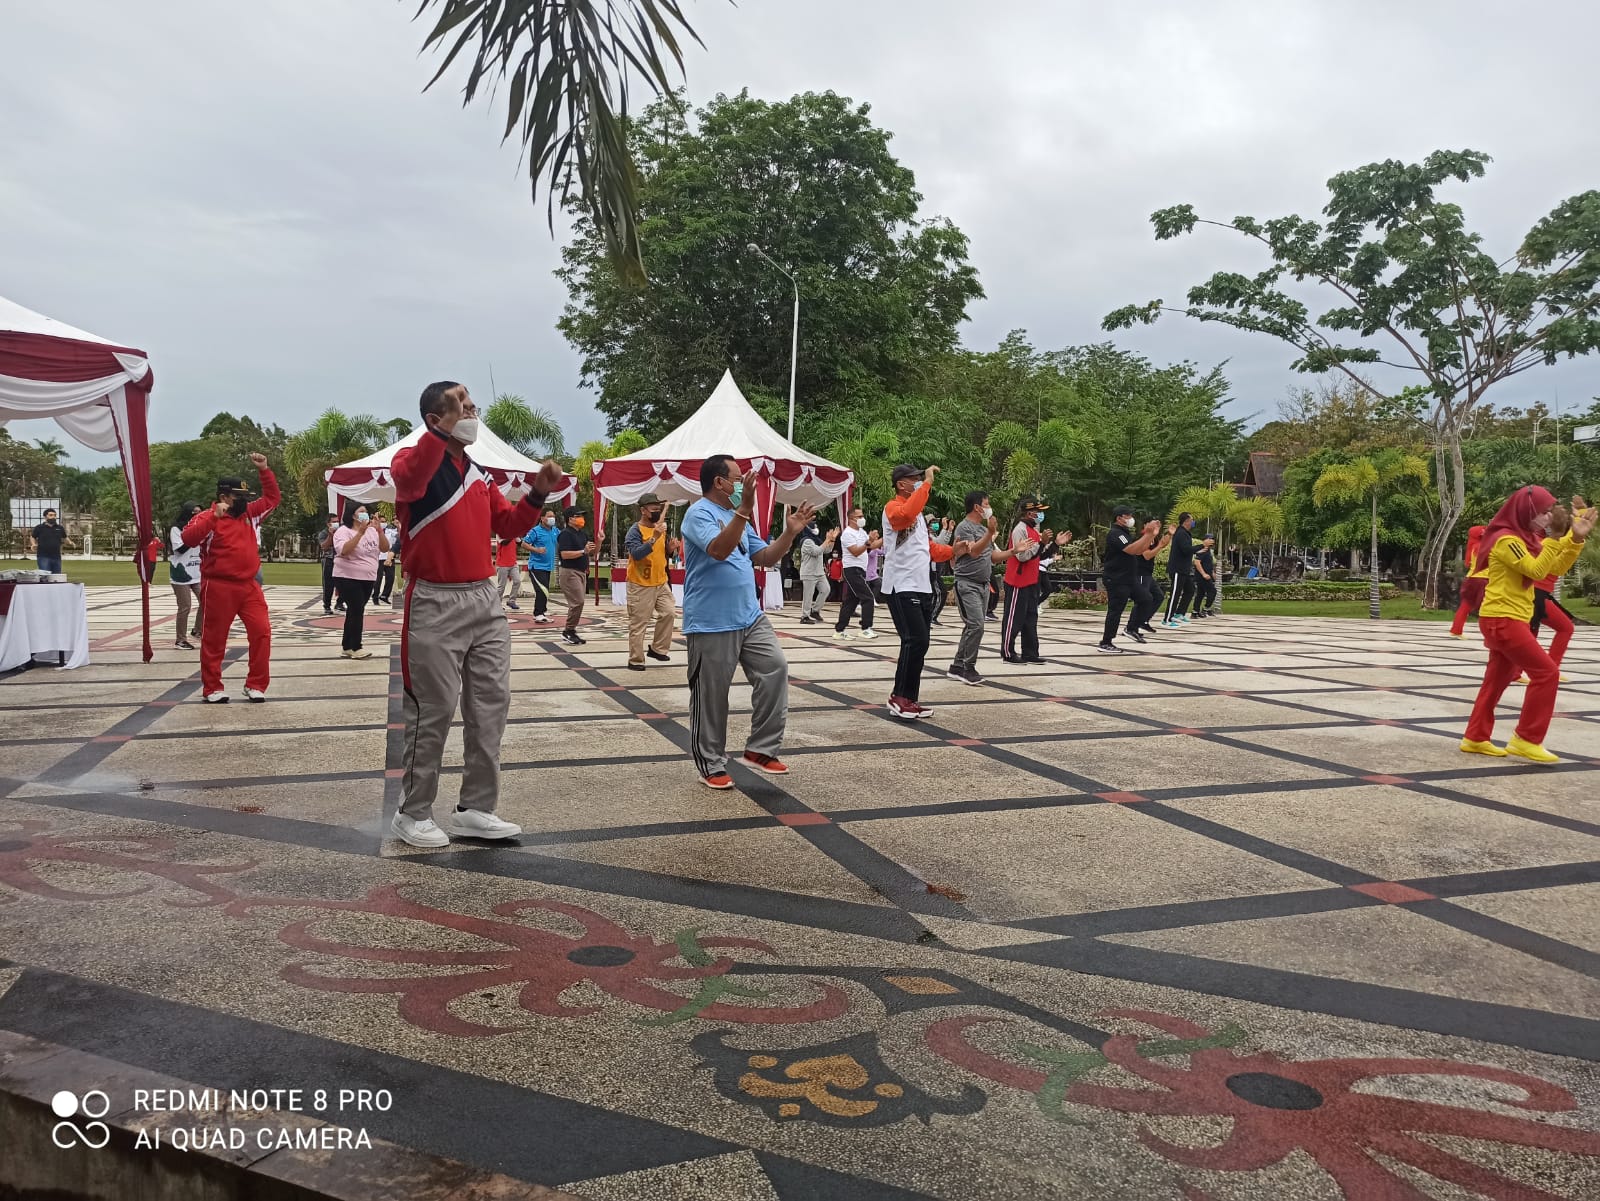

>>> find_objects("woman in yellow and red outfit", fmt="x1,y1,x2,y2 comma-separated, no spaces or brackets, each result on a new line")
1447,525,1488,638
1461,486,1594,763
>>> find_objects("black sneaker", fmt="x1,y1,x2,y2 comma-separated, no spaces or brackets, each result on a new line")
646,648,669,662
561,631,581,646
947,666,980,686
627,663,646,671
1127,630,1147,644
1021,656,1047,665
798,615,814,625
1096,642,1125,654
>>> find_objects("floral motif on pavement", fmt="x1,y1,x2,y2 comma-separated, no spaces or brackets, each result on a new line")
4,819,1598,1198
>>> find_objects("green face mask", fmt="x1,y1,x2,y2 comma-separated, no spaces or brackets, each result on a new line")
729,481,744,508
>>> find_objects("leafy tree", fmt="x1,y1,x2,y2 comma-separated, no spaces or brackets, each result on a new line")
1313,451,1430,616
483,393,567,458
1105,149,1600,607
984,418,1094,518
574,429,648,512
283,409,390,515
1167,483,1279,612
557,89,983,434
411,0,707,284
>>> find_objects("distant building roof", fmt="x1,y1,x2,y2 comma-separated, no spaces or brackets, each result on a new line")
1232,452,1283,498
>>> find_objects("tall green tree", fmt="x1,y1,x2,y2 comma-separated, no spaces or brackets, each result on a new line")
483,393,567,458
557,89,983,434
411,0,709,285
1313,451,1430,617
283,409,390,515
1105,149,1600,607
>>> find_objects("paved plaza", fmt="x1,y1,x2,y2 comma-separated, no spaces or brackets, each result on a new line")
1,586,1598,1199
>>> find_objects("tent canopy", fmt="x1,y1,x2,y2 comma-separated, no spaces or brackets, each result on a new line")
325,422,576,515
0,294,156,661
591,370,853,513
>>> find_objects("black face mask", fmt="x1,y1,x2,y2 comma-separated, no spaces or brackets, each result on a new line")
229,497,249,516
45,517,57,525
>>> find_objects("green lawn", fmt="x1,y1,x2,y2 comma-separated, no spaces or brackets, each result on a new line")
1217,595,1452,621
1,559,327,586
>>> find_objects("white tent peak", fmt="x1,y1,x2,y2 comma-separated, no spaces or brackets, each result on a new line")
605,370,837,467
324,422,575,512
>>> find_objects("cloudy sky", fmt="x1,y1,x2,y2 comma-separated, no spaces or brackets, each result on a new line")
4,0,1597,467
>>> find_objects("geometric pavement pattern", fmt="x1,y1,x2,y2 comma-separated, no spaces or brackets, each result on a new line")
1,584,1597,1200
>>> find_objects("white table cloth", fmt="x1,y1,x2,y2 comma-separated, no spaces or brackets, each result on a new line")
608,571,784,612
0,582,90,672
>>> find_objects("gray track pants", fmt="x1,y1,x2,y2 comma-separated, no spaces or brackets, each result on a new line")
952,577,987,671
800,573,826,616
687,615,788,777
400,578,510,820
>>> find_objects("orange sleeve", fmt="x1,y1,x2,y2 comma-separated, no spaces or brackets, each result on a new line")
930,540,955,563
884,480,931,531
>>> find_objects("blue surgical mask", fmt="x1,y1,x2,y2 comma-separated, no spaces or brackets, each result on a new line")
729,481,744,508
355,510,369,523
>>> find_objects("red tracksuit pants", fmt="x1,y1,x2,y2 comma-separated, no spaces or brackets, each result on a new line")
1531,590,1574,668
1465,617,1558,746
199,576,271,696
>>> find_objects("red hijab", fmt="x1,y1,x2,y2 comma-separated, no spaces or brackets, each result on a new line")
1462,524,1486,567
1474,486,1555,578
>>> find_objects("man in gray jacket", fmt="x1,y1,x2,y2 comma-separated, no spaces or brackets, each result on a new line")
796,518,837,624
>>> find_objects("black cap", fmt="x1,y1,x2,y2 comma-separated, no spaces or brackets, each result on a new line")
890,464,920,484
1112,504,1133,518
217,476,255,497
562,505,587,519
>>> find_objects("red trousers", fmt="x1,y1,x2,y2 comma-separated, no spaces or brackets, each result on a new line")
1466,617,1558,745
1449,577,1486,636
1531,590,1573,668
199,576,271,696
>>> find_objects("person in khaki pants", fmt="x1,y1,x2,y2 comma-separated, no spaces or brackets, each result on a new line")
624,493,676,671
557,504,594,646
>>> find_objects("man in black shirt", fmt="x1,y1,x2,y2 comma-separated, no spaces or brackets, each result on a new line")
1126,519,1172,640
29,509,69,574
556,506,595,645
1192,536,1217,617
1099,507,1159,653
317,515,339,614
1161,513,1197,626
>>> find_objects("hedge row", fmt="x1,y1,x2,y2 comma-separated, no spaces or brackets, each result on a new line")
1046,582,1397,609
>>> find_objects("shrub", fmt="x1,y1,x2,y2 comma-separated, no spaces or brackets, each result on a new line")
1220,583,1399,601
1047,588,1109,610
1328,568,1351,581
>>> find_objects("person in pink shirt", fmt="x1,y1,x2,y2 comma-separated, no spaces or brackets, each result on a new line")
332,501,388,660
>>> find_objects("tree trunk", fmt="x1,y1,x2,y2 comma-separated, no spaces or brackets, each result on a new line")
1421,418,1467,608
1369,492,1381,620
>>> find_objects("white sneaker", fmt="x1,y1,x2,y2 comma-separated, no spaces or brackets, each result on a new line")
340,649,357,659
244,688,267,703
859,628,880,640
350,648,372,660
832,630,853,641
443,808,523,840
203,691,229,704
390,814,449,848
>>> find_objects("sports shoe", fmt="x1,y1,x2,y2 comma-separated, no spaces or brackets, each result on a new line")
1127,630,1147,644
628,662,646,671
203,691,229,704
1139,625,1157,634
798,615,815,625
506,600,520,610
1096,642,1125,654
887,695,919,720
1559,674,1571,684
646,649,670,662
1177,615,1190,624
244,688,267,703
743,751,789,774
1021,656,1047,665
702,772,735,790
341,649,357,659
858,628,880,640
910,700,935,719
1459,739,1507,757
323,608,333,616
947,666,980,685
390,814,449,848
534,614,550,624
1448,631,1464,639
1160,620,1180,628
444,807,523,839
832,630,853,641
350,648,372,660
965,668,984,685
984,614,998,622
175,639,195,650
561,631,586,646
1505,735,1560,764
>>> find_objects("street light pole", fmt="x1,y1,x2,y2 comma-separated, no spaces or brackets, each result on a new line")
747,243,799,442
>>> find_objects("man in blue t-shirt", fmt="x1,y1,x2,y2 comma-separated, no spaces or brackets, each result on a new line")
521,510,562,624
681,454,814,789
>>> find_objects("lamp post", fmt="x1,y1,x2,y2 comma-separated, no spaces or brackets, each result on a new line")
747,243,799,442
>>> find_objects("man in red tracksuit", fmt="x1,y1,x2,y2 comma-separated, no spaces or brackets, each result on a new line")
181,454,278,703
389,381,566,849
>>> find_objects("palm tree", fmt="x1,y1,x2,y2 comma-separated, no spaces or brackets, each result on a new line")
985,418,1094,516
1169,483,1240,610
412,0,705,285
483,394,567,459
32,437,67,464
1313,451,1430,618
825,424,902,519
574,429,648,513
283,408,390,515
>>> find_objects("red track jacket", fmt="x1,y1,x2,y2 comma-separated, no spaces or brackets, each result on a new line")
180,468,280,582
392,430,546,583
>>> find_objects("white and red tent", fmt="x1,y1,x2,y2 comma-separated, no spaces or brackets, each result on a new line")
324,421,577,515
0,295,156,661
591,369,853,547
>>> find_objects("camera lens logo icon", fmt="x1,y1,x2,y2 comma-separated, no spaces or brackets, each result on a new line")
51,1089,112,1149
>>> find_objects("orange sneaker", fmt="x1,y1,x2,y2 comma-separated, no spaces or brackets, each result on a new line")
701,772,735,790
743,752,789,775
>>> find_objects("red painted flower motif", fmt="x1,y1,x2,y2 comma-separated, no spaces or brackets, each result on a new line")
227,884,850,1037
929,1008,1600,1200
0,819,252,906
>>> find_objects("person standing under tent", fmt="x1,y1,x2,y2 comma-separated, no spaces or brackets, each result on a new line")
388,380,563,848
168,502,203,650
1461,488,1593,763
624,493,676,670
29,509,70,574
181,456,279,703
681,455,813,788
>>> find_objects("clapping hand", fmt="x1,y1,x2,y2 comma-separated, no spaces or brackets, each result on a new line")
785,502,817,534
1572,496,1597,540
1056,529,1073,546
952,540,974,557
532,458,566,496
737,469,759,514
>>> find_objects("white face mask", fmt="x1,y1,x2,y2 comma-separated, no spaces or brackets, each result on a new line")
981,505,992,520
450,417,480,445
853,518,865,529
355,510,369,523
542,516,556,527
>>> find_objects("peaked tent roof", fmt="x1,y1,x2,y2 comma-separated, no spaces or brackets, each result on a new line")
324,422,575,512
0,293,158,661
592,370,853,510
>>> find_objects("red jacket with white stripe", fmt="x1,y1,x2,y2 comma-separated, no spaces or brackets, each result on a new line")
391,429,546,584
179,468,280,582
